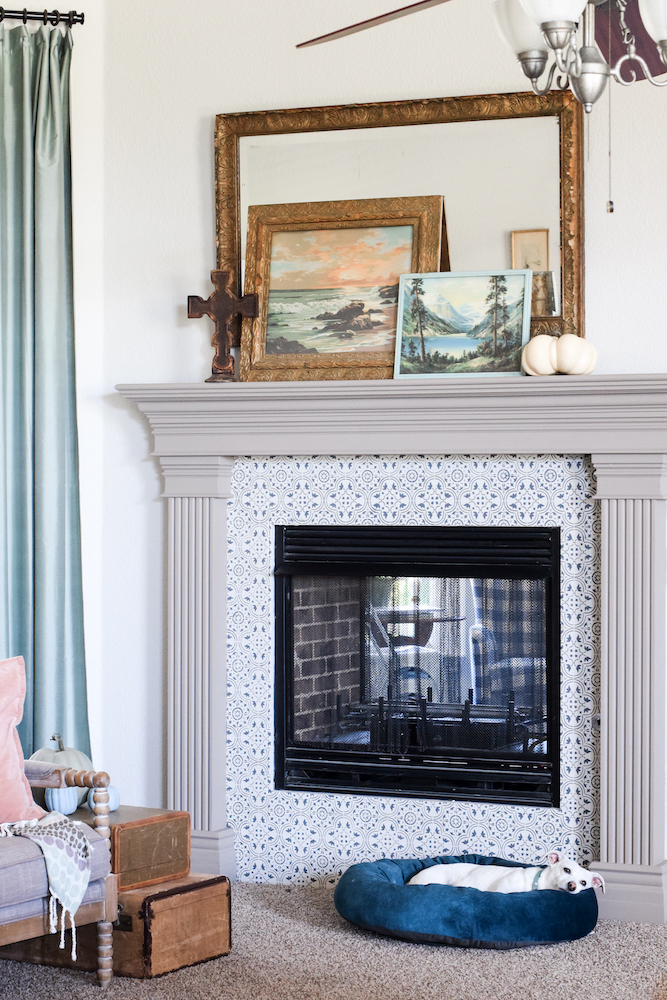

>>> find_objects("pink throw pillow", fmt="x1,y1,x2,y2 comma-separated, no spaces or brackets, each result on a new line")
0,656,45,823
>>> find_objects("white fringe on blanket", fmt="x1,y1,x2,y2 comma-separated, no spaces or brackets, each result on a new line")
0,812,92,960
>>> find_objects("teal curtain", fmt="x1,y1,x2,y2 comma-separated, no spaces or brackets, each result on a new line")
0,25,90,757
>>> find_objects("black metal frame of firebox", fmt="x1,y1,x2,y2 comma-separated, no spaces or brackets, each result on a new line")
274,525,561,807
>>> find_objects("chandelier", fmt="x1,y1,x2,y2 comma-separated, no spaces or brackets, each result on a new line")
299,0,667,114
494,0,667,110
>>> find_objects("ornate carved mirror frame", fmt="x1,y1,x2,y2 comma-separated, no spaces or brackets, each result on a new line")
215,91,584,353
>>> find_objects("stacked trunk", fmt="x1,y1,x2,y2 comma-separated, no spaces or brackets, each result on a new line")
0,805,232,978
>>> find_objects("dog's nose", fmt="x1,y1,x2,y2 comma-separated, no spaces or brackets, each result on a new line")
567,882,576,892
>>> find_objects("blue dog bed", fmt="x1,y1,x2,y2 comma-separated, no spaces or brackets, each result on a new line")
334,854,598,949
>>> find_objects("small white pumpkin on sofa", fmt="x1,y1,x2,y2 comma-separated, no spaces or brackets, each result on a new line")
522,333,598,376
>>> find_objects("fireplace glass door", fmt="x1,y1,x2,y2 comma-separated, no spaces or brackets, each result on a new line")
275,526,560,806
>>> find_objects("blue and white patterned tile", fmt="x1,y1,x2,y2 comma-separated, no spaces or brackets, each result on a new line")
240,576,271,616
282,479,325,518
237,762,271,803
459,481,503,522
237,858,280,883
237,717,272,763
239,669,271,715
323,819,367,861
238,812,280,855
369,478,413,521
456,828,501,857
414,480,457,521
411,825,455,858
502,831,548,863
280,817,323,859
226,454,600,885
366,820,410,858
282,862,323,886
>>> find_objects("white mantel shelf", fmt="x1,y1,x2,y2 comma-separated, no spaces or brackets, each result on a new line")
118,374,667,460
119,372,667,918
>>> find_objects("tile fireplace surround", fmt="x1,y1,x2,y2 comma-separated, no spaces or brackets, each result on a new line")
119,373,667,923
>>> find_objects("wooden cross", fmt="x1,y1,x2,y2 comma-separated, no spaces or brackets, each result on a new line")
188,270,259,382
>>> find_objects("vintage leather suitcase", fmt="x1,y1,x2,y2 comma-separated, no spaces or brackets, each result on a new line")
73,804,190,890
112,874,232,977
0,874,231,978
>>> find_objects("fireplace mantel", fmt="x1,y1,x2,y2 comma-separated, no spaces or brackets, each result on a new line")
120,374,667,464
118,373,667,920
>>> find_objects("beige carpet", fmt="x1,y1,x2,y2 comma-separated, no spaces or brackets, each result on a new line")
1,883,666,999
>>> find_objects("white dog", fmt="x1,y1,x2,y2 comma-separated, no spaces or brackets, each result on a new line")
407,851,605,894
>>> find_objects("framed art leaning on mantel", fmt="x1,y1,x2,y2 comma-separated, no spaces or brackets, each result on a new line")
393,270,533,378
239,196,448,382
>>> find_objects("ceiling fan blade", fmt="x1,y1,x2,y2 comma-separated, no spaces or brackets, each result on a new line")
297,0,455,49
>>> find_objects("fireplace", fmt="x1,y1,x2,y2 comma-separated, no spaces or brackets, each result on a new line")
275,525,560,805
120,375,667,922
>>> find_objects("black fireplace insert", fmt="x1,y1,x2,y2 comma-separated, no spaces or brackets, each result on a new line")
275,525,560,806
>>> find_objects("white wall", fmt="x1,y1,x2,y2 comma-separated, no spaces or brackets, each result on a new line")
69,0,667,806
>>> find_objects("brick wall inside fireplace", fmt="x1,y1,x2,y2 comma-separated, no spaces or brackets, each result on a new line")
292,577,362,742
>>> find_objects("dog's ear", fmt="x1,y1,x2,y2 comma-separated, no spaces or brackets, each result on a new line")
591,873,606,894
547,851,560,865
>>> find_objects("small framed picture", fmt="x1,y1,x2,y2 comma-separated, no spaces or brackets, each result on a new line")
240,196,449,382
511,229,549,271
393,270,533,378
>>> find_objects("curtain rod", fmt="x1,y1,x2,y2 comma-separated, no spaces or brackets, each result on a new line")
0,8,84,26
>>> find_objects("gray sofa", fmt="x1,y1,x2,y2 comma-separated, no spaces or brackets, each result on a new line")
0,760,116,987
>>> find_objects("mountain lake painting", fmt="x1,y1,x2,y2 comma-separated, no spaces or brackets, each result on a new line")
394,270,533,378
265,225,415,356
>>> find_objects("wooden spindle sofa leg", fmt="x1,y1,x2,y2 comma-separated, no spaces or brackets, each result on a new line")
97,920,113,988
96,873,117,987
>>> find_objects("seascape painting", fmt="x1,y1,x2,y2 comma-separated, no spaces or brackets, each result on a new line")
394,270,532,378
264,225,415,356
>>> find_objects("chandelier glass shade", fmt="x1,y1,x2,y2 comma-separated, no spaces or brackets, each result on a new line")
519,0,588,22
638,0,667,45
494,0,667,111
494,0,549,54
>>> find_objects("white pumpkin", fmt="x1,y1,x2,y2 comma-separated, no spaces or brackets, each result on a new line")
30,733,93,804
522,333,598,376
556,333,598,374
521,334,559,376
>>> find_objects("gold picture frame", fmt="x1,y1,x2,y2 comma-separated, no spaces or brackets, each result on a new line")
215,92,584,360
240,196,448,382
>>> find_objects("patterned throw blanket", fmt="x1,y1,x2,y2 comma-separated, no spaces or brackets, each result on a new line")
0,811,91,959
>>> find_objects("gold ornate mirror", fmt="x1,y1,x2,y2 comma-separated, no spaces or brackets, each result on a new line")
215,91,583,379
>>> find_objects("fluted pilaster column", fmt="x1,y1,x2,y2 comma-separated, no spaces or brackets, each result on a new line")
162,456,236,876
592,454,667,918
